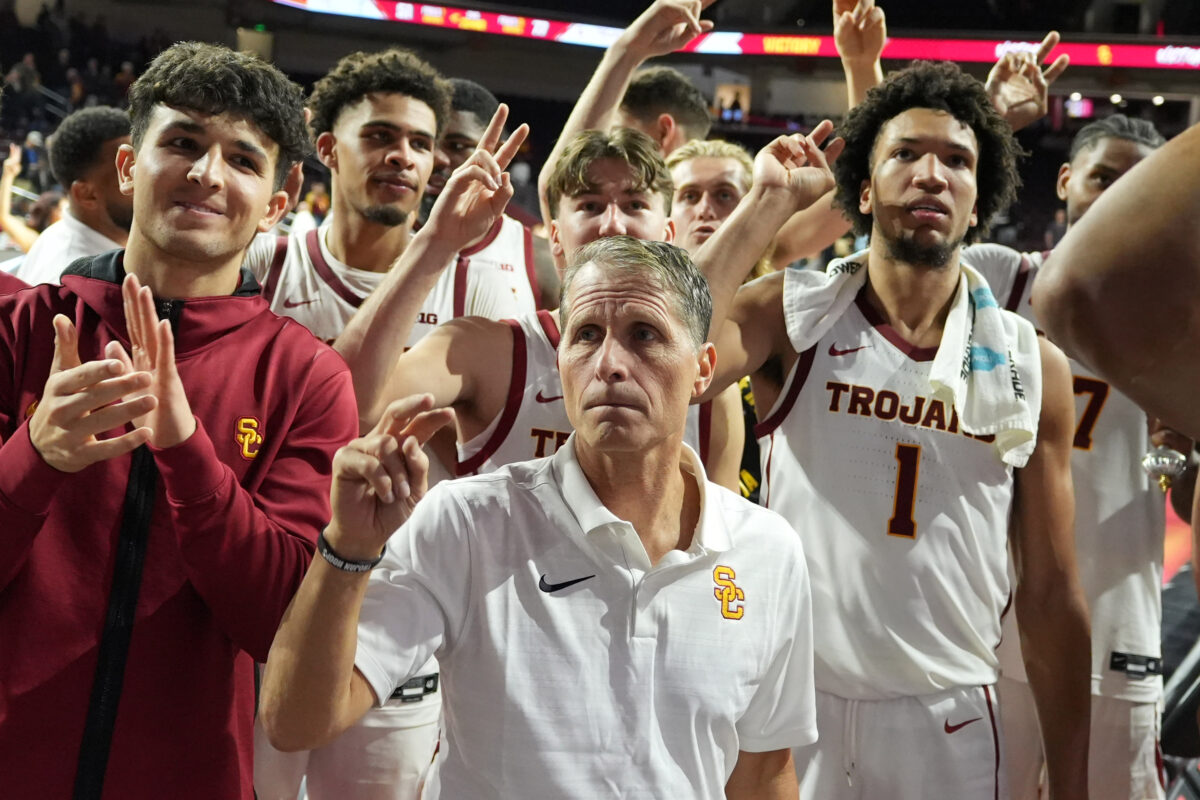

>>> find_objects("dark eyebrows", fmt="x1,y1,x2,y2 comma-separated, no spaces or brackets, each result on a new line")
160,119,268,162
892,135,976,154
362,120,436,142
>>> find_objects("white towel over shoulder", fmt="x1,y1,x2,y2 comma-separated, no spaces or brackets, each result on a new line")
783,250,1042,467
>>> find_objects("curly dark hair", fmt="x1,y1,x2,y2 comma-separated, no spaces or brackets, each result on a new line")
308,49,451,139
48,106,130,186
128,42,311,189
833,60,1023,243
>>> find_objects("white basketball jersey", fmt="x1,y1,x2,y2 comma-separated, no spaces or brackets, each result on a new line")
757,286,1016,700
967,244,1165,703
457,310,710,475
243,221,534,346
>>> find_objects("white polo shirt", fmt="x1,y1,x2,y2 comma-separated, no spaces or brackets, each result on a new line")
355,436,817,799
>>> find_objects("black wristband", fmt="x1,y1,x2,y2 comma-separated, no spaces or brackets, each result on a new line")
317,529,385,573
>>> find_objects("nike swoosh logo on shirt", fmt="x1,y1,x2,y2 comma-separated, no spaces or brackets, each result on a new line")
535,391,564,403
283,297,319,309
944,717,981,734
539,573,595,593
828,343,869,357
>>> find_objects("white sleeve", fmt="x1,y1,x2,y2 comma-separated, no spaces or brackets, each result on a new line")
354,483,474,706
462,262,537,322
734,524,818,752
961,243,1023,306
241,231,279,283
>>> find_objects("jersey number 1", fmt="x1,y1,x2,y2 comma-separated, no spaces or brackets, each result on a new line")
888,443,921,538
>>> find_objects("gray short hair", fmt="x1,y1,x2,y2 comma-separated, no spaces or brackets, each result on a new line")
559,236,712,347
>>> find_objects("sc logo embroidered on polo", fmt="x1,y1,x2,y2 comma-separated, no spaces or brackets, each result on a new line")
235,417,264,460
713,566,745,620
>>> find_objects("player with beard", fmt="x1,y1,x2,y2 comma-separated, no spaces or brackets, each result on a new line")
417,77,555,309
693,60,1090,799
15,106,133,285
245,50,526,800
241,52,534,348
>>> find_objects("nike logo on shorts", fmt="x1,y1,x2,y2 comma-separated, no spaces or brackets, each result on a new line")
283,297,319,309
828,343,869,357
943,717,981,734
535,391,564,403
539,573,595,593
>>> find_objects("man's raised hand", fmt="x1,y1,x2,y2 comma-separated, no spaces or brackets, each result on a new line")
620,0,716,61
834,0,886,63
986,31,1069,132
28,314,156,472
422,103,530,250
754,120,845,213
325,394,455,559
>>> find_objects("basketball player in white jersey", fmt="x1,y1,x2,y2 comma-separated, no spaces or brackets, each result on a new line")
694,60,1091,799
337,126,798,486
246,49,527,800
241,51,534,350
420,77,558,310
967,114,1182,800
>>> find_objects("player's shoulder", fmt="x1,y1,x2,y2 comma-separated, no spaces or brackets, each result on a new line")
707,482,806,559
431,455,559,518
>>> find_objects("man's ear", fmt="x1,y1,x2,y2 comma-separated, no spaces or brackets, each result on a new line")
116,143,136,196
315,131,337,172
257,187,292,233
858,178,872,215
662,217,676,244
693,342,716,400
549,219,566,269
969,202,978,229
68,179,96,211
1056,162,1071,202
655,113,677,153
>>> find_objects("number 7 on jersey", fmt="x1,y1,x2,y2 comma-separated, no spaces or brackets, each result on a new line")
888,443,921,539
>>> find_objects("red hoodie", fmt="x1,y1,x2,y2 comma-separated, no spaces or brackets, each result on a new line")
0,270,28,294
0,251,358,799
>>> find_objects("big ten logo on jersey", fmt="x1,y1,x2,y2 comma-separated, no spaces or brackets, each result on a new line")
235,417,264,460
825,381,996,444
416,312,438,326
531,428,570,458
713,566,745,620
499,262,515,272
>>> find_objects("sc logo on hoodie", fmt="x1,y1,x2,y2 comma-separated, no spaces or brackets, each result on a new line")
235,417,263,460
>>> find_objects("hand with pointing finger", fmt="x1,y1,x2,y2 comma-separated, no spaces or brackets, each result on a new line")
422,103,530,252
986,31,1070,132
834,0,886,64
325,394,456,559
28,314,156,472
754,119,845,214
619,0,716,61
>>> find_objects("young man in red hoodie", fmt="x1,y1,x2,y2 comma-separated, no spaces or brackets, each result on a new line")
0,42,359,799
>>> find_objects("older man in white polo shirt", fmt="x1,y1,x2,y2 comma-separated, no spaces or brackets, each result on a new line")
261,235,817,798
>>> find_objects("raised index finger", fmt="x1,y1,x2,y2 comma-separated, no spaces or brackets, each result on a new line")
475,103,510,156
1035,30,1061,65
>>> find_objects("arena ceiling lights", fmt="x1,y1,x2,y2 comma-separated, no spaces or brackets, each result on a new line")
270,0,1200,71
